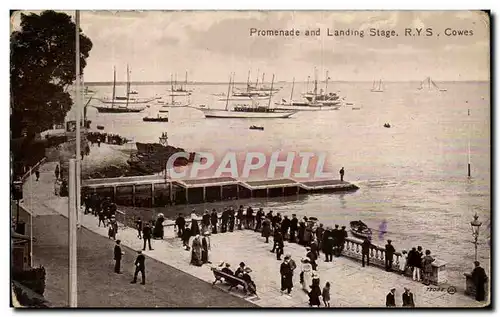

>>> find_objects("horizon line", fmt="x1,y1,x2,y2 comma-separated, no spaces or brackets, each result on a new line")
85,80,489,86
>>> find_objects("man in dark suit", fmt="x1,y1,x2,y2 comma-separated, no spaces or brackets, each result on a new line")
114,240,124,274
471,261,488,301
289,214,298,243
386,288,396,307
131,250,146,285
385,240,396,271
210,209,218,234
402,287,415,307
175,213,185,238
361,237,372,267
142,223,153,251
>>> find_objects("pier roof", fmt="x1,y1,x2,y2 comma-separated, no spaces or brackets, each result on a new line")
175,177,239,188
240,178,298,190
83,175,166,187
299,179,359,190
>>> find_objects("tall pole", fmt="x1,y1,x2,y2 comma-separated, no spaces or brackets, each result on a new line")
29,167,33,267
468,108,471,178
289,77,295,106
267,74,274,108
68,159,78,307
474,235,478,262
75,10,82,229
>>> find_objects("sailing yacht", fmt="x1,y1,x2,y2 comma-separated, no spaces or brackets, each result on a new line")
94,66,150,113
161,74,190,108
217,71,271,101
371,79,384,92
199,74,298,118
168,72,193,96
418,77,447,92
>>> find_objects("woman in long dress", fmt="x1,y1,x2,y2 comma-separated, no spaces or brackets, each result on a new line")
190,234,202,266
262,218,271,243
399,250,408,275
301,258,313,293
191,218,200,237
201,232,211,264
422,250,435,285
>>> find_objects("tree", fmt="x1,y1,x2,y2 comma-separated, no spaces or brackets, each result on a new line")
10,10,93,138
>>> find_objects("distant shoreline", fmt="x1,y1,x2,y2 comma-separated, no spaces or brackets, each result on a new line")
85,80,489,86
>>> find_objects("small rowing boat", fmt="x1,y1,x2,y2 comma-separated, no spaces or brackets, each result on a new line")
349,220,372,239
249,125,264,131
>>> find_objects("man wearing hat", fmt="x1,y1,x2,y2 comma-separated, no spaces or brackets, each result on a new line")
323,227,334,262
202,210,211,234
221,262,234,276
221,208,229,233
402,287,415,307
131,250,146,285
306,246,318,270
332,224,340,256
210,209,219,234
386,288,396,307
385,239,396,271
471,261,488,301
254,208,264,232
339,226,348,254
280,257,293,295
290,214,298,243
113,240,124,274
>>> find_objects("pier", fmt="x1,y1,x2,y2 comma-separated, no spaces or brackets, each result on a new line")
82,175,359,207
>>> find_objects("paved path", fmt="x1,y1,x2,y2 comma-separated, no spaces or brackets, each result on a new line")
22,162,486,308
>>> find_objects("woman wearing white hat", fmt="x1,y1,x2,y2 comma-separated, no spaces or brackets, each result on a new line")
301,258,313,293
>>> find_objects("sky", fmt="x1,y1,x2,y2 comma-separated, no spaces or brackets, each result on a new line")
11,10,490,82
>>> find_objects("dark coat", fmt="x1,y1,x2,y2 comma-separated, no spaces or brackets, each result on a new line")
402,292,415,307
290,218,299,230
282,218,291,231
386,292,396,307
191,220,200,236
407,250,419,267
237,209,244,220
262,219,271,237
135,254,145,269
274,232,284,248
385,244,395,260
309,285,322,306
210,212,218,225
362,239,372,254
202,214,211,226
142,226,152,239
114,245,122,260
221,267,234,276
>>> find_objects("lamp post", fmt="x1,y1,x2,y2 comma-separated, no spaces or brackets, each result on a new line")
470,213,482,262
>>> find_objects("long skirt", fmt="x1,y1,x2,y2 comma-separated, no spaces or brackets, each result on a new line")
201,249,209,263
191,249,202,266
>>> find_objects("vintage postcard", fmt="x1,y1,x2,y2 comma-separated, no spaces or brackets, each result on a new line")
10,10,490,308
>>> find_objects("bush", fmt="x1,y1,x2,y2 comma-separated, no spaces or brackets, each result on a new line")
12,266,46,296
12,282,50,308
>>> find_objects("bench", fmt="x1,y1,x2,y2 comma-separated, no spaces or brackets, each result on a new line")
211,268,251,294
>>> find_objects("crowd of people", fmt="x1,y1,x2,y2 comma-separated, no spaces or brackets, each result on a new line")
87,132,129,146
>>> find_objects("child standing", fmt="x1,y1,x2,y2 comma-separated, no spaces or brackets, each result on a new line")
400,250,408,275
322,282,331,307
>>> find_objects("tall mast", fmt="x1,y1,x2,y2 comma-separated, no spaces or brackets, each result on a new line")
289,77,295,106
313,69,318,103
468,108,471,177
111,66,116,108
185,71,188,91
126,64,130,108
306,76,310,92
267,74,275,109
262,73,265,88
170,74,174,105
246,70,251,91
255,69,259,89
225,74,232,111
175,74,177,91
325,70,329,94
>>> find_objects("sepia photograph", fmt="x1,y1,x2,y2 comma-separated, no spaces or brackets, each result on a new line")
9,9,491,308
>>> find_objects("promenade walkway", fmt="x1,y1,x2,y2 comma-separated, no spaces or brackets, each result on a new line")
22,162,485,308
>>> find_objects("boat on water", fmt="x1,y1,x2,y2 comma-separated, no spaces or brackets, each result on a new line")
384,123,391,128
352,107,361,110
159,109,169,113
94,65,148,113
143,115,169,122
275,72,341,112
371,79,384,92
130,90,138,95
249,125,264,130
162,74,191,107
96,125,105,130
168,71,193,96
200,74,298,119
350,220,373,240
418,77,447,92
